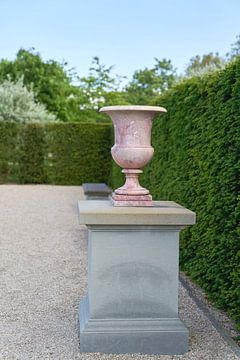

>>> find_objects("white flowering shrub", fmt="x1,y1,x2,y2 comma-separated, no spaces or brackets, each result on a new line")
0,77,56,122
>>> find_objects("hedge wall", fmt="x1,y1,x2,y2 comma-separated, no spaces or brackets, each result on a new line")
45,123,112,184
0,122,112,185
111,59,240,327
0,122,19,183
18,123,46,183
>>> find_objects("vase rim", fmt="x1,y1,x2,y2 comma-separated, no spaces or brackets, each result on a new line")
99,105,167,113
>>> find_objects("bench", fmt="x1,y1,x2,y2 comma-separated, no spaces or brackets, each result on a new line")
82,183,112,200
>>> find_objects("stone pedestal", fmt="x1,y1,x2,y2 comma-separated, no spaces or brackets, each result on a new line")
78,200,196,355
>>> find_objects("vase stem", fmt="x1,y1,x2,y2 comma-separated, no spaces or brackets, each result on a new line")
112,169,153,207
115,169,149,195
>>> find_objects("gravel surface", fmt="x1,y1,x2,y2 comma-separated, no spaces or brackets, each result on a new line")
0,185,239,360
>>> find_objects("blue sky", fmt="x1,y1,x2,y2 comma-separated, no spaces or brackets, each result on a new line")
1,0,240,80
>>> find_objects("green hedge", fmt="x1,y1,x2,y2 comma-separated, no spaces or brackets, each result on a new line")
45,123,112,184
111,59,240,327
0,122,19,183
18,123,46,183
0,122,112,185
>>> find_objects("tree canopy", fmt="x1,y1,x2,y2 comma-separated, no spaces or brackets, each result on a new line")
185,53,225,77
78,56,127,111
0,34,239,123
125,58,177,104
0,49,81,121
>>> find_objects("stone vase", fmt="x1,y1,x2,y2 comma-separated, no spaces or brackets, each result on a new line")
99,105,167,206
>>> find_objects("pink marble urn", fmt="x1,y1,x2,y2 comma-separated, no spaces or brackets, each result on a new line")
99,105,167,206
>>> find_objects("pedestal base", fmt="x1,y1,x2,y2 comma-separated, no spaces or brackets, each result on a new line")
111,193,153,207
79,296,188,355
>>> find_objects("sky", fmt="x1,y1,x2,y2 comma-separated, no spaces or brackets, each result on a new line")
1,0,240,80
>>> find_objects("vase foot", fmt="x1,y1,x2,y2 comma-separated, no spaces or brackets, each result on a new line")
111,193,153,207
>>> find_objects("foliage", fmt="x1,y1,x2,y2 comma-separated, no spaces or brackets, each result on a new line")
0,121,112,185
18,123,46,183
0,48,84,122
227,34,240,60
0,122,19,183
1,38,240,125
0,49,128,122
125,58,177,104
111,59,240,328
78,56,128,122
45,122,112,184
185,53,225,77
0,77,56,123
79,56,122,96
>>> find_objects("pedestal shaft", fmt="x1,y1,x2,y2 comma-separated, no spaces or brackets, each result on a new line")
88,225,179,319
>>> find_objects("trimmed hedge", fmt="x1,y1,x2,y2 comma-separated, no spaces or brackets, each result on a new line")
45,123,112,184
0,122,19,183
0,122,112,185
111,59,240,327
18,123,46,183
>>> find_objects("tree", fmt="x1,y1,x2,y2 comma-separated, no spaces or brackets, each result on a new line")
125,58,177,104
185,53,225,77
227,34,240,60
0,48,81,121
78,56,127,111
76,56,128,122
0,77,56,122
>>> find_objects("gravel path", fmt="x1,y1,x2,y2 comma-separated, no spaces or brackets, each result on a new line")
0,185,238,360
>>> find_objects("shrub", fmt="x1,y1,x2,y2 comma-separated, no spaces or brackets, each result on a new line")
0,77,56,123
